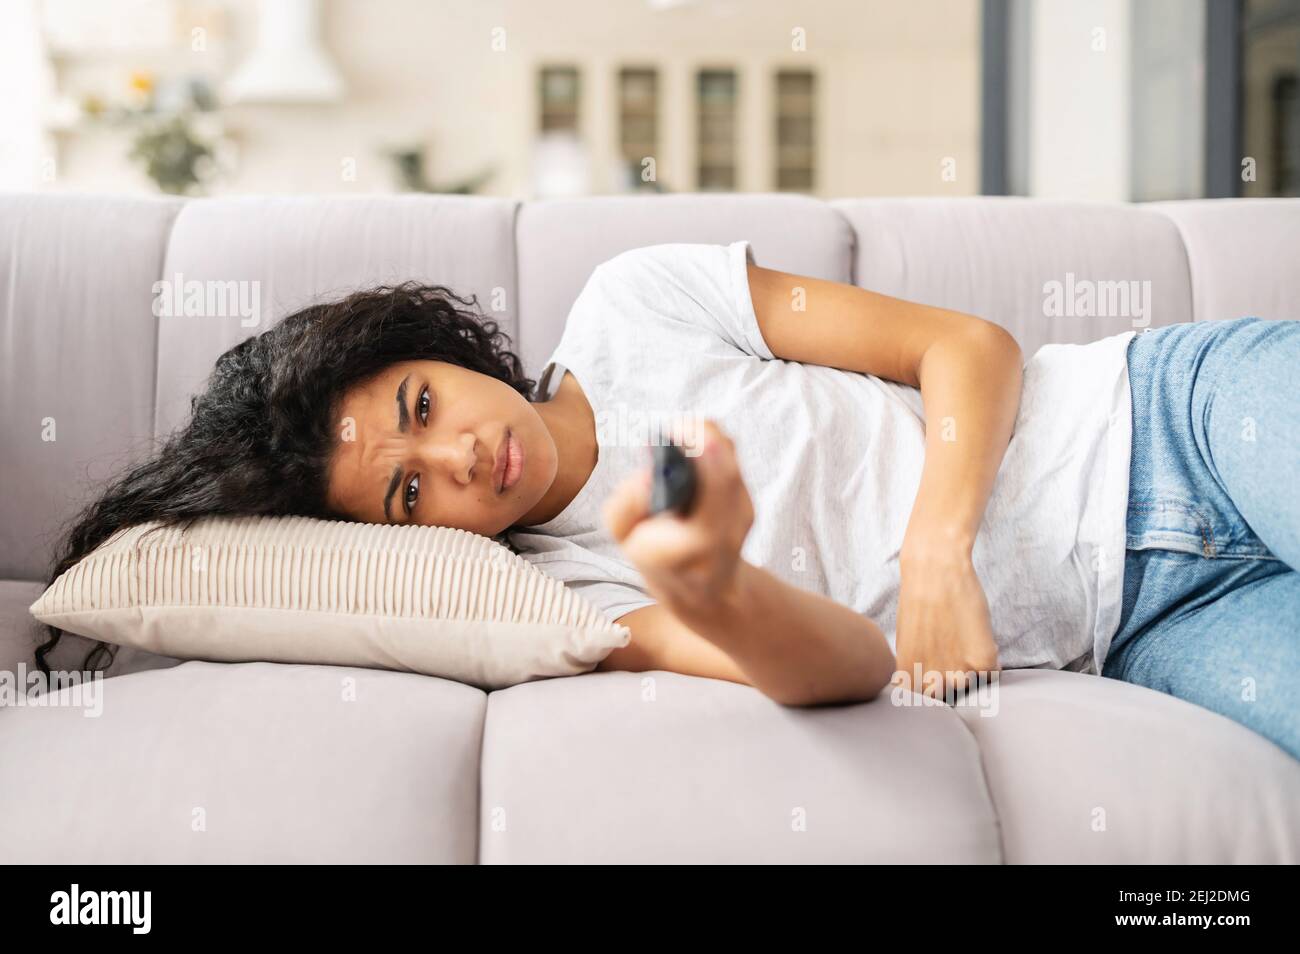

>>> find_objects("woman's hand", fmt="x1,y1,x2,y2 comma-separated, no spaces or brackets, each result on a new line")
892,543,1000,700
602,420,753,621
603,420,895,706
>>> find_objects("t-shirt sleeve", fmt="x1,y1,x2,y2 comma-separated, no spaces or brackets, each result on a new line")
560,578,657,624
508,531,658,624
592,240,776,360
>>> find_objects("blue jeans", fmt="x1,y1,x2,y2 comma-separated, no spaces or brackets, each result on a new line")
1102,317,1300,761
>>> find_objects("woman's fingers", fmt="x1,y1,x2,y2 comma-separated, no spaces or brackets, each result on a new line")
602,466,652,543
894,648,997,698
685,421,753,538
603,420,752,584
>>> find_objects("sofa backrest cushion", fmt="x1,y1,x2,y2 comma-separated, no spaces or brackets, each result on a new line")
1148,199,1300,324
0,194,183,580
7,192,1298,588
153,194,520,438
831,197,1194,357
515,194,855,376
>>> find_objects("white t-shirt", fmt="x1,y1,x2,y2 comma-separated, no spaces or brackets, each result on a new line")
508,241,1135,675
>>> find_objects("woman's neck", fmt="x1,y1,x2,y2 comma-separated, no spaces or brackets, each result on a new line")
520,371,598,527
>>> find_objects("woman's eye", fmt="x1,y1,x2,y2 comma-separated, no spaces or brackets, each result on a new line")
417,387,431,425
404,473,420,511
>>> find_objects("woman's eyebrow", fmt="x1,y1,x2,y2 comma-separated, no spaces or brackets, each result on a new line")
382,465,402,523
382,374,414,522
395,374,411,433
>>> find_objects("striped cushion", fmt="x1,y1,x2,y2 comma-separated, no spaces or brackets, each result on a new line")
29,515,630,689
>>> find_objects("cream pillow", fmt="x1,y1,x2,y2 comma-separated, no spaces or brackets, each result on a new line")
29,515,630,689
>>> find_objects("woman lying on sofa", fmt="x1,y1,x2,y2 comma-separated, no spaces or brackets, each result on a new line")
38,242,1300,760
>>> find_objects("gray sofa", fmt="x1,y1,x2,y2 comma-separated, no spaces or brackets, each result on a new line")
1,192,1298,863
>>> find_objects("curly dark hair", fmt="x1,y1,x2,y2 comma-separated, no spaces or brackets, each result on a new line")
36,282,534,676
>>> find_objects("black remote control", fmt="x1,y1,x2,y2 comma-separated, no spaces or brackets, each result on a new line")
647,444,698,517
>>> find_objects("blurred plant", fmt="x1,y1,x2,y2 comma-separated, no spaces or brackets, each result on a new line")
128,116,215,195
386,144,494,194
128,70,155,104
80,72,223,195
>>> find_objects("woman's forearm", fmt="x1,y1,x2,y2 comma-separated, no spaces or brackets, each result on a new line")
903,323,1023,559
747,263,1022,556
669,560,896,706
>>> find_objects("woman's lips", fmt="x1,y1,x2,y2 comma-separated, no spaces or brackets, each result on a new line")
494,428,524,494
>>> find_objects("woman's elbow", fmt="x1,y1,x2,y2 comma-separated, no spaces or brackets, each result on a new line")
976,319,1022,366
765,669,893,707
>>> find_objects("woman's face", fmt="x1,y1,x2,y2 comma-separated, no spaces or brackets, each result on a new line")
326,360,557,536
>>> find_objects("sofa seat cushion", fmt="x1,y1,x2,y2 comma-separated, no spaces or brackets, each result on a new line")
478,670,1002,863
952,669,1300,863
0,660,486,863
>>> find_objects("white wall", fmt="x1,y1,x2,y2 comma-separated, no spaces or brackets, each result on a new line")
23,0,981,198
0,0,56,191
1023,0,1132,201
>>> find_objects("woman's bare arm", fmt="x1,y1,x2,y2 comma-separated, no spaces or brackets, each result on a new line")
597,603,750,686
746,264,1022,694
598,264,1021,702
746,263,1022,553
598,567,895,706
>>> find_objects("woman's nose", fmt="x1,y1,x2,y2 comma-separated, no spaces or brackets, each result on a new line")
421,432,478,485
